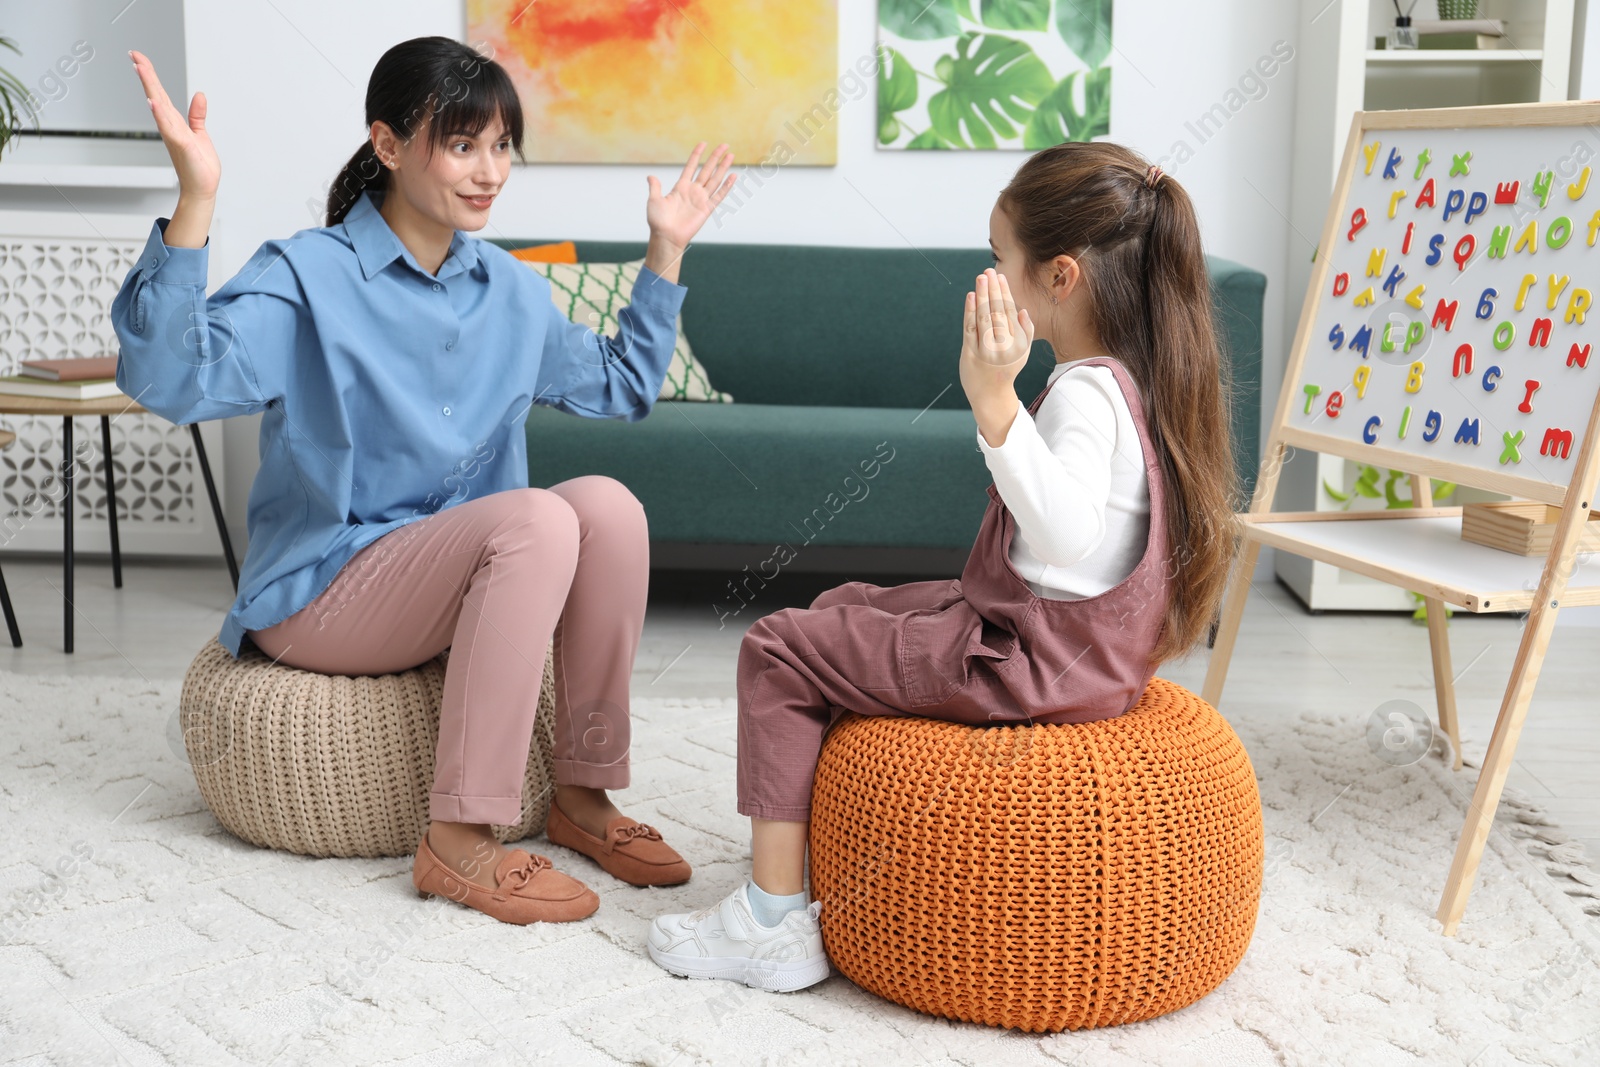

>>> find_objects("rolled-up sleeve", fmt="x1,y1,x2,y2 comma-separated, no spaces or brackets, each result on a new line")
112,217,298,425
531,263,688,421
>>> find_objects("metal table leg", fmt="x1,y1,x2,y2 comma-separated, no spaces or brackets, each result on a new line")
190,423,239,591
0,562,20,647
62,415,73,654
101,416,121,589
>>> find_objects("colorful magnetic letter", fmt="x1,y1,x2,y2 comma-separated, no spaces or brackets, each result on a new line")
1568,289,1593,324
1518,379,1541,413
1531,169,1554,208
1431,298,1458,330
1405,361,1425,393
1348,208,1368,241
1442,189,1466,223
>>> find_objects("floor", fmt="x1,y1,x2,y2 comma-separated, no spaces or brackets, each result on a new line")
0,547,1596,869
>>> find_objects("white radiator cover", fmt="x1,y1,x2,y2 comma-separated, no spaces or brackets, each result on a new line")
0,209,227,558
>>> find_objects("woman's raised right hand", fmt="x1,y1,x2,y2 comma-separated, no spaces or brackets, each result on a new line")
130,49,219,201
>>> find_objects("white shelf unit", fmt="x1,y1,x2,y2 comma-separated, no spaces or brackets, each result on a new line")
1276,0,1578,612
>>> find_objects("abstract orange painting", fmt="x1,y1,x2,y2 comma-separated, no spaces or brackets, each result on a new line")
466,0,839,165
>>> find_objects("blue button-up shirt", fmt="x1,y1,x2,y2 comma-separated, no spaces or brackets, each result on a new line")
111,187,687,658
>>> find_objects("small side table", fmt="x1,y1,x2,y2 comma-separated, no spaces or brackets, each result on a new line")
0,393,239,653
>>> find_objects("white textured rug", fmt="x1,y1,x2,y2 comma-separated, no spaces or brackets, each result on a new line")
2,670,1599,1067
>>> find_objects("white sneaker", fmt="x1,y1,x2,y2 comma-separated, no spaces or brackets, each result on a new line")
647,882,830,992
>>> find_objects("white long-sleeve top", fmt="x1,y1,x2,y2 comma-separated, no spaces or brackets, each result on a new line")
975,358,1151,600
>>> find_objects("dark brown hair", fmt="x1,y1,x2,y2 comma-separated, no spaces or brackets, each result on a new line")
324,36,527,227
997,141,1240,665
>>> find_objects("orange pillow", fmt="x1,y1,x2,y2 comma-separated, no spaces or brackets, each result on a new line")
509,241,578,263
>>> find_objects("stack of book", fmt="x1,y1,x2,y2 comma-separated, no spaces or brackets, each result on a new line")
1415,17,1507,49
0,356,123,400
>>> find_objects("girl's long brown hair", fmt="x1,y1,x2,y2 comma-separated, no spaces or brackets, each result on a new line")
998,142,1240,665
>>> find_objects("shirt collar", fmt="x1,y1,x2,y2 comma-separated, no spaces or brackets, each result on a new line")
345,188,480,282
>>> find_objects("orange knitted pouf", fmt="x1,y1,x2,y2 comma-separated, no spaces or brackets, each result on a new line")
807,676,1263,1033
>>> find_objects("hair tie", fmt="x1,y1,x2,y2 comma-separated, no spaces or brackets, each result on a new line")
1144,164,1164,190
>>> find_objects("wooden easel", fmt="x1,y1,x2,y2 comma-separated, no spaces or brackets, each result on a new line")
1203,101,1600,936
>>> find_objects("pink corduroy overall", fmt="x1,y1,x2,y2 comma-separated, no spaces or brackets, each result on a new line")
736,355,1173,821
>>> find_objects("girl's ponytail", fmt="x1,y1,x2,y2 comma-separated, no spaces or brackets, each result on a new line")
1137,169,1241,664
998,143,1240,665
325,139,387,227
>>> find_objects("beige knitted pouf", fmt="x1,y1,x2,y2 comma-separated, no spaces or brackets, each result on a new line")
178,636,558,858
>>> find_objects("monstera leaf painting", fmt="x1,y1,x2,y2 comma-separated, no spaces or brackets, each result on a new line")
878,0,1112,150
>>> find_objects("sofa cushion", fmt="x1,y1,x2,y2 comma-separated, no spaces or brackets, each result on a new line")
516,258,733,403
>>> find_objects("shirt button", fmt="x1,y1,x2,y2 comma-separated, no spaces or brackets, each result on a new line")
433,283,442,291
442,406,451,416
445,340,454,350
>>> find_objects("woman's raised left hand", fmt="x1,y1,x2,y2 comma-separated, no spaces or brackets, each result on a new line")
646,142,737,252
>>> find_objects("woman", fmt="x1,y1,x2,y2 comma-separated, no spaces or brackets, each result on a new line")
113,37,736,926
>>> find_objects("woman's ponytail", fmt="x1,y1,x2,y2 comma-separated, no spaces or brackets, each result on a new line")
997,142,1241,665
325,139,387,227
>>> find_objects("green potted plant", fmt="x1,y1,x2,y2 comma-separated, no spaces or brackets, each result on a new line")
0,35,34,163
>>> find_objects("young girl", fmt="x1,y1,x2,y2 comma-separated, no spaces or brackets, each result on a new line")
647,142,1240,991
115,38,737,926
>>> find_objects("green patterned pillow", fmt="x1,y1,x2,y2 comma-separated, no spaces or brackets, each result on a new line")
520,258,733,403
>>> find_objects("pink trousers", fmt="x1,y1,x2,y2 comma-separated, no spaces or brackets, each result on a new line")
247,477,648,826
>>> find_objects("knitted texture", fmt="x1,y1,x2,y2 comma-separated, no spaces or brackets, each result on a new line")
807,676,1263,1033
178,637,557,858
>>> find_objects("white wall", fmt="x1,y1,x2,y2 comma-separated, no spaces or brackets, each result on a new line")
174,0,1299,556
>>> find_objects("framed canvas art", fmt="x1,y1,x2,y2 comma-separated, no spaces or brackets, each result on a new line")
466,0,839,165
876,0,1112,150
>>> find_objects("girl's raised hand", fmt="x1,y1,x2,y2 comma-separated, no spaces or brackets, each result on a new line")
130,49,219,201
959,269,1032,440
963,269,1034,367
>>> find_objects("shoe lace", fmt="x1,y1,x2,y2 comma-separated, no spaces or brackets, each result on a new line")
494,853,552,899
613,822,662,844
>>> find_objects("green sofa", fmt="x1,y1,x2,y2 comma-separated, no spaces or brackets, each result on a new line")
490,238,1265,561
